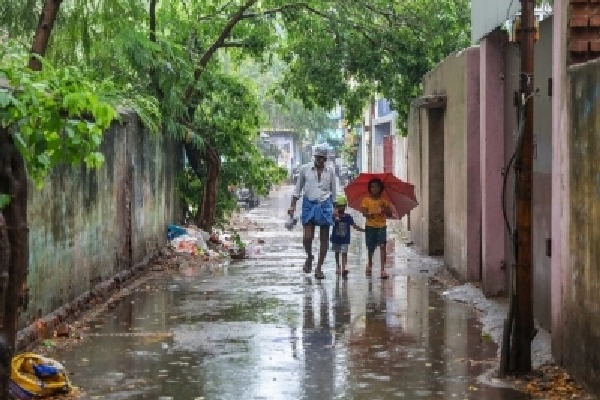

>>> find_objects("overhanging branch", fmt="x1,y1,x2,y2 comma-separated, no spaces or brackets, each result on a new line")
184,0,259,101
221,41,251,48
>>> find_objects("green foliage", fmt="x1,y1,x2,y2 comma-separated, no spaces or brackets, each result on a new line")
0,41,119,187
0,194,10,209
3,0,471,138
0,0,40,39
340,128,359,166
178,157,287,225
231,230,245,250
276,0,471,131
120,94,163,136
108,27,201,143
175,66,288,221
0,0,472,222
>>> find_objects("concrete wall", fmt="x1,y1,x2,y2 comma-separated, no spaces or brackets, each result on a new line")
26,111,181,325
563,59,600,393
551,0,568,368
407,107,425,249
407,104,444,256
427,47,480,278
465,49,482,282
408,47,481,279
532,17,554,332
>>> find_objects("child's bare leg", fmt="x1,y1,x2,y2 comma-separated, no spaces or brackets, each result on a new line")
366,249,374,274
380,244,389,279
341,253,348,273
335,252,341,274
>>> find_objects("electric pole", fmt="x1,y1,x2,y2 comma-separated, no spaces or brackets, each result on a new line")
514,0,535,374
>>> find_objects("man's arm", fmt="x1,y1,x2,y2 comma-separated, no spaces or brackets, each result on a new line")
288,166,305,215
330,166,337,200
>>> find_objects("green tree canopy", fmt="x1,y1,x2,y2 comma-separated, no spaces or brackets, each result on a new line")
0,0,471,226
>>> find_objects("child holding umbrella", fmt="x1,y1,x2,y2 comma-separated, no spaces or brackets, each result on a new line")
360,178,393,279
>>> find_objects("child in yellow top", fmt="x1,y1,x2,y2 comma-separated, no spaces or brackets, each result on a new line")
360,178,393,279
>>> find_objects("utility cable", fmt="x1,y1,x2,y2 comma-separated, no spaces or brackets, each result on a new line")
500,88,533,375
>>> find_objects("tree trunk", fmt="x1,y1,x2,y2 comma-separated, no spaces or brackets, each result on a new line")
197,145,220,232
0,214,9,398
0,0,64,397
29,0,63,71
0,127,29,397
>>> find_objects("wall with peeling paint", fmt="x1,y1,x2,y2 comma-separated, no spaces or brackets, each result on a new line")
25,110,181,326
565,60,600,393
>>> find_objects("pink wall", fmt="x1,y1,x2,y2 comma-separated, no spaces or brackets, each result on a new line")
480,30,508,296
467,49,482,282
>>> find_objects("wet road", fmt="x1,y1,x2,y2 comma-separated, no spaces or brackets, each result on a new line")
48,186,529,399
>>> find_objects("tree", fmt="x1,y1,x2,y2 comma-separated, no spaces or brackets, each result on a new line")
2,0,469,231
154,0,468,225
237,57,334,136
277,0,471,130
0,27,119,400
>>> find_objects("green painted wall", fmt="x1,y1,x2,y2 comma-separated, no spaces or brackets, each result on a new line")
25,110,181,325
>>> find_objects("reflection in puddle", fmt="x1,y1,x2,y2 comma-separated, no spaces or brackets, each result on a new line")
45,189,529,400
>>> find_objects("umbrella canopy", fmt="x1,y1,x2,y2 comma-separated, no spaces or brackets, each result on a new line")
344,172,418,220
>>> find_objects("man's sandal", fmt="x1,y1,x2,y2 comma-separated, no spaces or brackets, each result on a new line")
314,270,325,279
380,271,389,279
341,270,349,279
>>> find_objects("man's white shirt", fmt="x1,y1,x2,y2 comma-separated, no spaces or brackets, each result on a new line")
293,162,336,202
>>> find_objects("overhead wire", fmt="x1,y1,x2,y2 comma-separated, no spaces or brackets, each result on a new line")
500,85,534,375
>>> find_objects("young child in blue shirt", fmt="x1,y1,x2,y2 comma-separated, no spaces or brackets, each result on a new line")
330,195,365,278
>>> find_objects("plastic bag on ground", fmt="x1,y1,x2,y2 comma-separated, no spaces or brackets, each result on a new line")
171,235,200,255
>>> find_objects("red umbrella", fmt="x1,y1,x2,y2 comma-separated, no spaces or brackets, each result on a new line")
344,172,418,220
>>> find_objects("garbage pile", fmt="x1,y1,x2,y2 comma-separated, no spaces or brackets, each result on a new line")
167,224,262,260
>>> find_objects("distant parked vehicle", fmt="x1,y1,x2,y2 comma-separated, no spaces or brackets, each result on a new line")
237,187,260,208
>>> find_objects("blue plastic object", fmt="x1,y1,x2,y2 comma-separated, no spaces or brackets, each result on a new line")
167,224,187,241
33,363,59,378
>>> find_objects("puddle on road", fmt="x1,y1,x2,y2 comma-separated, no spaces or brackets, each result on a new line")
45,188,529,399
48,269,528,400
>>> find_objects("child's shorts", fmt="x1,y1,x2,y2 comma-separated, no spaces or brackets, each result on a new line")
331,243,349,253
365,226,387,251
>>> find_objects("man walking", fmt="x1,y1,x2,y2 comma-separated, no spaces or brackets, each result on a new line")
288,145,336,279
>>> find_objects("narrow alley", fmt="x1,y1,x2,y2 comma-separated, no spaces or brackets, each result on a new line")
40,186,529,400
